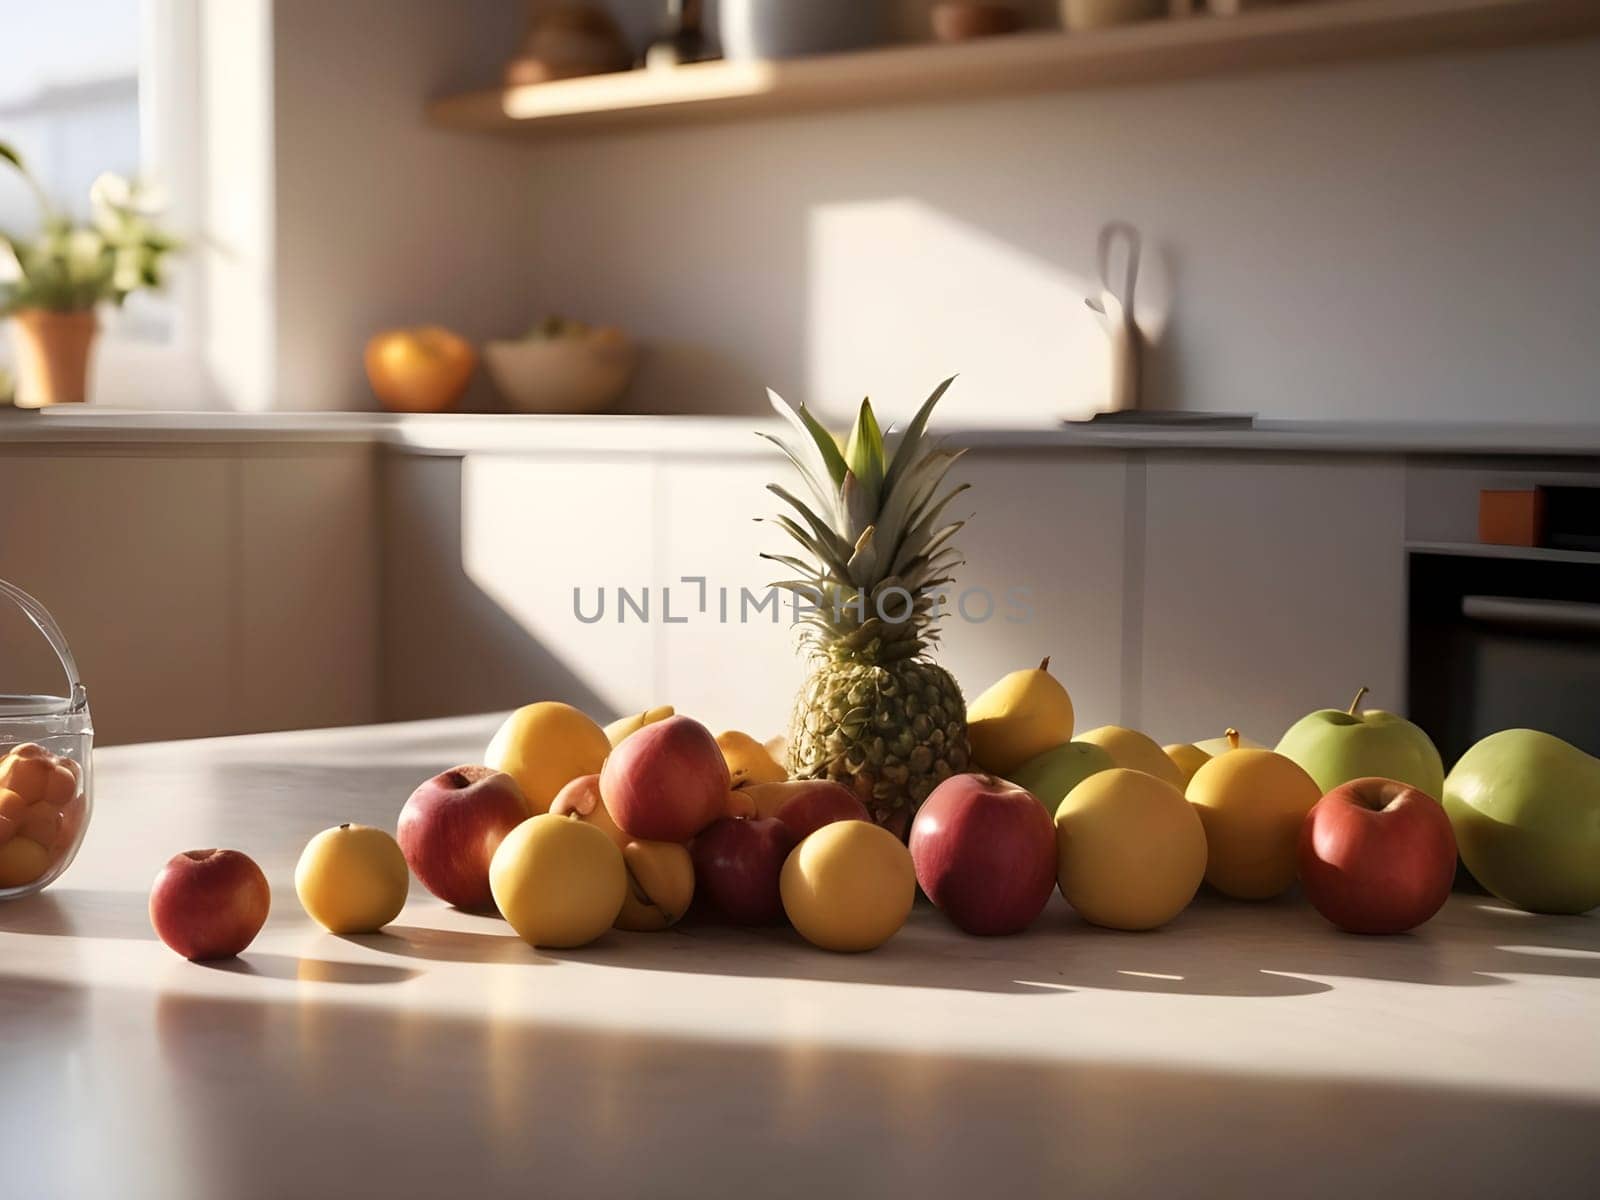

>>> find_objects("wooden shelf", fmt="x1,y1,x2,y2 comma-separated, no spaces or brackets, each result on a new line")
1407,541,1600,565
426,0,1600,138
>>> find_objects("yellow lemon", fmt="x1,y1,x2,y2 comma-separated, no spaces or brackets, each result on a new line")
295,824,410,934
1187,734,1321,900
486,702,612,813
490,814,626,948
780,821,915,953
1056,769,1206,930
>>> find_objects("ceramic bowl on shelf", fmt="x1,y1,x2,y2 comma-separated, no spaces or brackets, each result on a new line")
483,334,638,414
0,579,93,902
719,0,884,61
1059,0,1165,31
932,2,1023,41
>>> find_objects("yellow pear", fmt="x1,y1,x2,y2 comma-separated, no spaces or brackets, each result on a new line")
1163,743,1212,788
1077,725,1185,789
716,730,788,787
603,705,675,747
1193,730,1264,757
966,657,1075,775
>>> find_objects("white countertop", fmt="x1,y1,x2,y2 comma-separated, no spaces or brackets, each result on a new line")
7,406,1600,457
2,715,1597,1198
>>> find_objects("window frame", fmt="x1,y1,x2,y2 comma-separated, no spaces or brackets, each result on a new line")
90,0,212,409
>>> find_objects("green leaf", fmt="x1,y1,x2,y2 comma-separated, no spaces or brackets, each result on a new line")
0,142,23,171
767,484,852,561
754,431,839,528
884,376,955,493
844,398,885,506
767,388,848,490
796,403,849,490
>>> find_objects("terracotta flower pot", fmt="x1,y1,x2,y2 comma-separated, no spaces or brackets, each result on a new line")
10,309,98,408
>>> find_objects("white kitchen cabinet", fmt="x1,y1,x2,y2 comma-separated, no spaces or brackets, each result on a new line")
657,456,807,739
1138,455,1407,747
655,449,1132,740
383,452,659,725
940,450,1131,729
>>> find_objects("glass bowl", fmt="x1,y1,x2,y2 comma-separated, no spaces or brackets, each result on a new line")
0,579,93,900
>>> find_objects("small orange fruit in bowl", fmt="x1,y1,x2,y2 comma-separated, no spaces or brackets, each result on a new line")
364,326,476,413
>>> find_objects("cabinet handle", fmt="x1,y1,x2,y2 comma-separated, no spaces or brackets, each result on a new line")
1461,595,1600,634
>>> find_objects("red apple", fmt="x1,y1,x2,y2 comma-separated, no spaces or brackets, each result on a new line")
909,773,1057,936
149,849,272,961
600,715,730,844
397,765,530,911
690,817,796,925
775,780,870,842
1299,776,1457,935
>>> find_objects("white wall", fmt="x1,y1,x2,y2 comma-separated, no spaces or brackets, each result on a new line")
518,37,1600,429
269,0,536,411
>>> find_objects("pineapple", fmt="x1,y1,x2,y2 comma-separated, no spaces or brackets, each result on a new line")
759,378,972,838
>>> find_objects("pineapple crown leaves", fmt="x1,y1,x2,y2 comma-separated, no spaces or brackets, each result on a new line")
757,378,968,655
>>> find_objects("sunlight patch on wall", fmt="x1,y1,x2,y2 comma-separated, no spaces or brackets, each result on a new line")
806,197,1105,427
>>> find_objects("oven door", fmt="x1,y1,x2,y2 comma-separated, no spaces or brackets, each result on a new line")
1408,550,1600,764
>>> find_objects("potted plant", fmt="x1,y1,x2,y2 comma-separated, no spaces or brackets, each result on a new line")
0,142,178,408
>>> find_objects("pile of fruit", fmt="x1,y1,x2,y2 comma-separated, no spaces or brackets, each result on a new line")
0,743,87,890
144,383,1600,960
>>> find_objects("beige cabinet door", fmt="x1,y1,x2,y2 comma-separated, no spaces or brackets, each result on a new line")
1138,454,1407,748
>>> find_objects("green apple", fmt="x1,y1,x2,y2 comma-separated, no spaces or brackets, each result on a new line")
1444,729,1600,914
1007,741,1116,811
1276,687,1444,799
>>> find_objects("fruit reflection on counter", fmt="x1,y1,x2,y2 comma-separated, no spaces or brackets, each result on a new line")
0,743,86,889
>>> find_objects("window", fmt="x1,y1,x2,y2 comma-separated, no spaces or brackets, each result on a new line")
2,0,207,406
